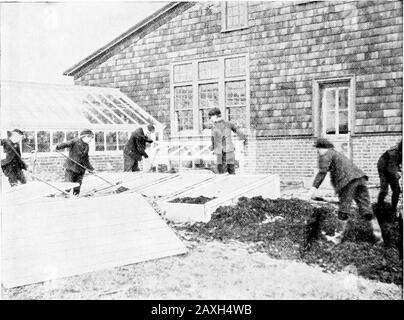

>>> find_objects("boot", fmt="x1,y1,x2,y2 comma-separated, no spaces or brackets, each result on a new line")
370,217,384,244
324,219,348,245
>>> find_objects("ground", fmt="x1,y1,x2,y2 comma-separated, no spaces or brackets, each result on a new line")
1,182,403,300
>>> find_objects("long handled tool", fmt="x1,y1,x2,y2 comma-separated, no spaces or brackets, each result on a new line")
55,150,129,193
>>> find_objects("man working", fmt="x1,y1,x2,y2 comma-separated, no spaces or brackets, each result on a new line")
208,107,246,174
307,138,383,245
123,124,154,172
55,129,95,195
1,129,28,187
377,139,402,216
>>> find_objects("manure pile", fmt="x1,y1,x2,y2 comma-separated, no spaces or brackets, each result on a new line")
179,196,403,285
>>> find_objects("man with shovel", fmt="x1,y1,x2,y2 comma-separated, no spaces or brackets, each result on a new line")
1,129,28,187
306,138,383,245
55,129,95,195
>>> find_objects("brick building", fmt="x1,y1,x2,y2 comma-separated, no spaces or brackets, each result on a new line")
64,1,403,184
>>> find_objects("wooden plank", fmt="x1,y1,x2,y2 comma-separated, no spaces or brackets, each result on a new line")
1,192,187,288
3,181,79,206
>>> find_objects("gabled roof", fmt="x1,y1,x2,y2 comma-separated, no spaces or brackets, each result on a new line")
63,2,184,77
1,81,164,130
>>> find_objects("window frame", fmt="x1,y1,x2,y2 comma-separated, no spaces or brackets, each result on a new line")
170,53,250,137
221,1,249,32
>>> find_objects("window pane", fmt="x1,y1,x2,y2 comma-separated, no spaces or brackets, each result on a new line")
199,83,219,130
225,57,246,77
226,106,246,128
325,89,336,112
37,131,50,152
176,110,193,131
22,131,35,153
66,131,78,141
173,63,193,83
106,132,117,151
118,131,129,150
198,60,219,80
174,86,193,110
226,81,246,106
339,88,349,110
326,111,336,134
52,131,65,146
339,110,349,134
95,132,105,151
199,83,219,109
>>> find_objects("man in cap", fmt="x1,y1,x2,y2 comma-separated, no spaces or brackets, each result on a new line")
123,124,154,172
208,107,246,174
55,129,95,195
307,138,383,244
1,129,28,187
377,139,402,216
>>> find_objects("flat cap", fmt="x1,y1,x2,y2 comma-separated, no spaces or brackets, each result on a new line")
314,138,334,149
80,129,94,137
12,128,24,135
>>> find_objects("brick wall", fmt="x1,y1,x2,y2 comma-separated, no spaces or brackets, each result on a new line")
73,0,402,138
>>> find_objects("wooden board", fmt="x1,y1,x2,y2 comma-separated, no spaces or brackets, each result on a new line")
1,192,187,288
3,181,79,206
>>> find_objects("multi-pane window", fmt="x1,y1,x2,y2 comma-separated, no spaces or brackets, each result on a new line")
37,131,51,152
22,131,35,153
95,131,106,151
174,86,193,132
222,2,248,31
172,54,248,134
66,131,78,141
52,131,65,146
321,85,350,135
106,132,118,151
118,131,129,151
173,63,193,83
225,81,246,128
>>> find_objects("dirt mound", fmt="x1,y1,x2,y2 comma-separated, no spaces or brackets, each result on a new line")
169,196,216,204
180,197,403,285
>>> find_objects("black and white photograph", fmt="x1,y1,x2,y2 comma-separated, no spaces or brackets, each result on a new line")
0,0,403,301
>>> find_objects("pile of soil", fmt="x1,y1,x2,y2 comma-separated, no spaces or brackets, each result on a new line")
169,196,216,204
180,196,403,285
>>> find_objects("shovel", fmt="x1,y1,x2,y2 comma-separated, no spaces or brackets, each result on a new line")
55,150,130,194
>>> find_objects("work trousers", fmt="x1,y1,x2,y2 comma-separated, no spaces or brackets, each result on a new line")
216,151,235,175
337,177,374,221
377,169,401,212
65,169,84,195
123,155,140,172
3,164,27,187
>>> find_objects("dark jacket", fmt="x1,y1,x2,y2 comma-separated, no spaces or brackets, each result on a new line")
1,138,27,170
123,128,153,161
211,119,246,154
56,138,94,174
377,144,402,179
313,148,367,193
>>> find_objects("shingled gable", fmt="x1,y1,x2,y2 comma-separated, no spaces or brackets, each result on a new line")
63,2,194,78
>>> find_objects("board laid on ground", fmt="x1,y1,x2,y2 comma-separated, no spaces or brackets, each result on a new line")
157,174,281,223
1,192,187,288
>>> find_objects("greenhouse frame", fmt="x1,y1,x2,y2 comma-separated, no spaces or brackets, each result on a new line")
0,81,165,157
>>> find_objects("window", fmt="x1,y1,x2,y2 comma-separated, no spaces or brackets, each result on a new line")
171,54,249,135
66,131,78,141
118,131,128,150
106,131,117,151
37,131,50,152
95,131,105,151
321,84,350,136
52,131,65,146
22,131,35,153
174,86,193,132
313,76,355,158
222,1,248,31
